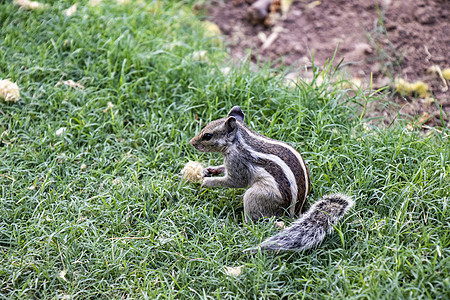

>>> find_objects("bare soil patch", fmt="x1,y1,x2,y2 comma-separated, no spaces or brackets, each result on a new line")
205,0,450,127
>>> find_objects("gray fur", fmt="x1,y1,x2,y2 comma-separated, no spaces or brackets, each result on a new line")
190,107,354,251
239,126,309,213
227,106,245,122
247,194,354,252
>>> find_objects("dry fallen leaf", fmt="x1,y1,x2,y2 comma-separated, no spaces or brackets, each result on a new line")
61,294,72,300
64,4,77,17
201,21,222,44
421,97,434,106
418,112,431,125
13,0,47,10
0,79,20,102
280,0,294,15
224,265,244,276
261,26,284,50
191,50,208,61
373,76,391,90
103,101,115,113
340,77,364,90
394,78,429,98
89,0,103,6
58,269,68,282
56,127,67,136
407,112,432,131
202,21,221,36
220,67,231,76
306,0,321,9
56,80,85,90
442,68,450,80
427,65,448,92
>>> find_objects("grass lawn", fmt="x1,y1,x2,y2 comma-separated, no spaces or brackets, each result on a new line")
1,0,449,298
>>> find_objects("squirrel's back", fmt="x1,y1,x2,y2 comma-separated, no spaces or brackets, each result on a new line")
236,124,311,214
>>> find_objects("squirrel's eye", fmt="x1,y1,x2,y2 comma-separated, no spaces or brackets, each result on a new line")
202,133,212,141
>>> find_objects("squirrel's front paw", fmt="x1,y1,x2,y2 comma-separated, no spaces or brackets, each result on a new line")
201,166,225,178
201,168,213,178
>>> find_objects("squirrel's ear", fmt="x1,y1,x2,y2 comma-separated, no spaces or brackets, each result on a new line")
225,116,237,133
227,106,245,122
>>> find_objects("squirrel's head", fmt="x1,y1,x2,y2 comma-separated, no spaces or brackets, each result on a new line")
190,106,245,153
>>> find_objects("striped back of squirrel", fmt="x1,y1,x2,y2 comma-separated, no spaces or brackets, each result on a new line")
235,123,310,216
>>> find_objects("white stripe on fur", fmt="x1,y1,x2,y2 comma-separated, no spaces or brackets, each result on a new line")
241,126,309,200
241,138,298,216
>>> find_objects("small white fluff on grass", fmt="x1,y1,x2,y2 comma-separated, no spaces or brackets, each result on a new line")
181,161,204,183
55,79,85,90
224,266,244,277
13,0,47,10
103,101,114,113
56,127,67,136
64,4,77,17
0,79,20,102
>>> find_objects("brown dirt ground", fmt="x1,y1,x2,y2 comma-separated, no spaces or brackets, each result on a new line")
205,0,450,128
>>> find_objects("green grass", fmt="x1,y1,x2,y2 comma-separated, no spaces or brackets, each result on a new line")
1,0,449,299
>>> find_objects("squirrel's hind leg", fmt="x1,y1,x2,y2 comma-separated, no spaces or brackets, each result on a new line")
243,181,288,222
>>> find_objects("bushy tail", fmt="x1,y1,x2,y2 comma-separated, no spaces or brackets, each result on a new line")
247,194,354,252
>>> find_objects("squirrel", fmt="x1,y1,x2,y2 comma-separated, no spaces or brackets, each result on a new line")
189,106,354,251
